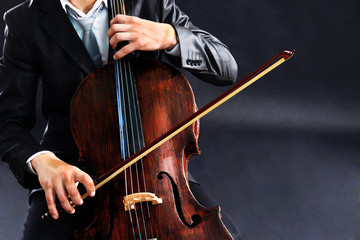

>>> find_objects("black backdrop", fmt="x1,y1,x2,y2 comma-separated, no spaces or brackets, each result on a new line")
0,0,359,239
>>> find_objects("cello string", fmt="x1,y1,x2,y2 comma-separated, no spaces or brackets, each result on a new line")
117,0,148,238
121,60,143,239
119,0,154,236
116,2,140,238
111,0,137,238
128,62,155,238
123,60,148,239
119,0,151,233
123,59,147,238
115,60,136,239
125,59,154,239
112,12,138,240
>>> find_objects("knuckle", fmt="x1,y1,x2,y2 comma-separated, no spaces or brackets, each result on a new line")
130,16,139,23
109,38,116,47
118,46,127,54
71,165,80,172
122,47,131,55
116,14,126,23
61,166,77,181
58,195,68,204
136,38,145,48
115,14,122,21
80,174,88,181
114,33,122,42
81,175,91,185
43,180,53,189
60,172,70,181
67,188,78,197
107,29,114,38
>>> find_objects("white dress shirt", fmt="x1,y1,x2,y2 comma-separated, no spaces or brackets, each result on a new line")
61,0,109,65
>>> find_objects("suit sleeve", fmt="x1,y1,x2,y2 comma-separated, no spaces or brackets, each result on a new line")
160,0,238,86
0,11,44,189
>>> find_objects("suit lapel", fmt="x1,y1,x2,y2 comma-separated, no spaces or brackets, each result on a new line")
38,0,96,74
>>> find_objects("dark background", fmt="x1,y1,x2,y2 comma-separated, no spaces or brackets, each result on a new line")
1,0,359,239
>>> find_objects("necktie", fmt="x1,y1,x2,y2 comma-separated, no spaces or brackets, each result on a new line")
67,5,104,68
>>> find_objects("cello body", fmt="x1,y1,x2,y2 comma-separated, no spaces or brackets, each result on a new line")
70,59,233,239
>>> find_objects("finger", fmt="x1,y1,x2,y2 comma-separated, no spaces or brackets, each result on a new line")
44,188,59,220
54,184,75,214
64,181,83,206
110,14,135,26
74,170,96,198
109,32,135,49
68,182,80,198
113,42,138,60
107,24,132,38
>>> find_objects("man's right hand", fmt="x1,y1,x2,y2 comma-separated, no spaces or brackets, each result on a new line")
31,152,96,220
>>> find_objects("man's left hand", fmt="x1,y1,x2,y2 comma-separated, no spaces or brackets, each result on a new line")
108,15,178,60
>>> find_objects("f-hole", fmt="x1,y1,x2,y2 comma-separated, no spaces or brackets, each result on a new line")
157,172,201,227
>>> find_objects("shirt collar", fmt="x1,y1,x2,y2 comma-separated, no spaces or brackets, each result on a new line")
60,0,108,17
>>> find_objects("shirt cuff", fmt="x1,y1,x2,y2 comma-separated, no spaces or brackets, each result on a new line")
26,150,53,175
165,43,180,57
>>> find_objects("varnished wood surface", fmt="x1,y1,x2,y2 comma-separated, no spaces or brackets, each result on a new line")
71,59,233,239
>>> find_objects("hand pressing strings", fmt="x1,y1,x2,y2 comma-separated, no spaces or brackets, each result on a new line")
108,14,178,60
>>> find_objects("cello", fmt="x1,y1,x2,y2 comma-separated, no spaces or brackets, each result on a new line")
50,0,294,238
70,0,235,238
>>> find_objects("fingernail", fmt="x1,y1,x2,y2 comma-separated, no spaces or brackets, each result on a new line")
52,215,57,219
71,209,75,214
80,199,83,205
90,191,96,197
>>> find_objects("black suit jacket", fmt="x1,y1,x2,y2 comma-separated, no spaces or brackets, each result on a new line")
0,0,237,189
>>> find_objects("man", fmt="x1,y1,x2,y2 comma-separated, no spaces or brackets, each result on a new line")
0,0,240,239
